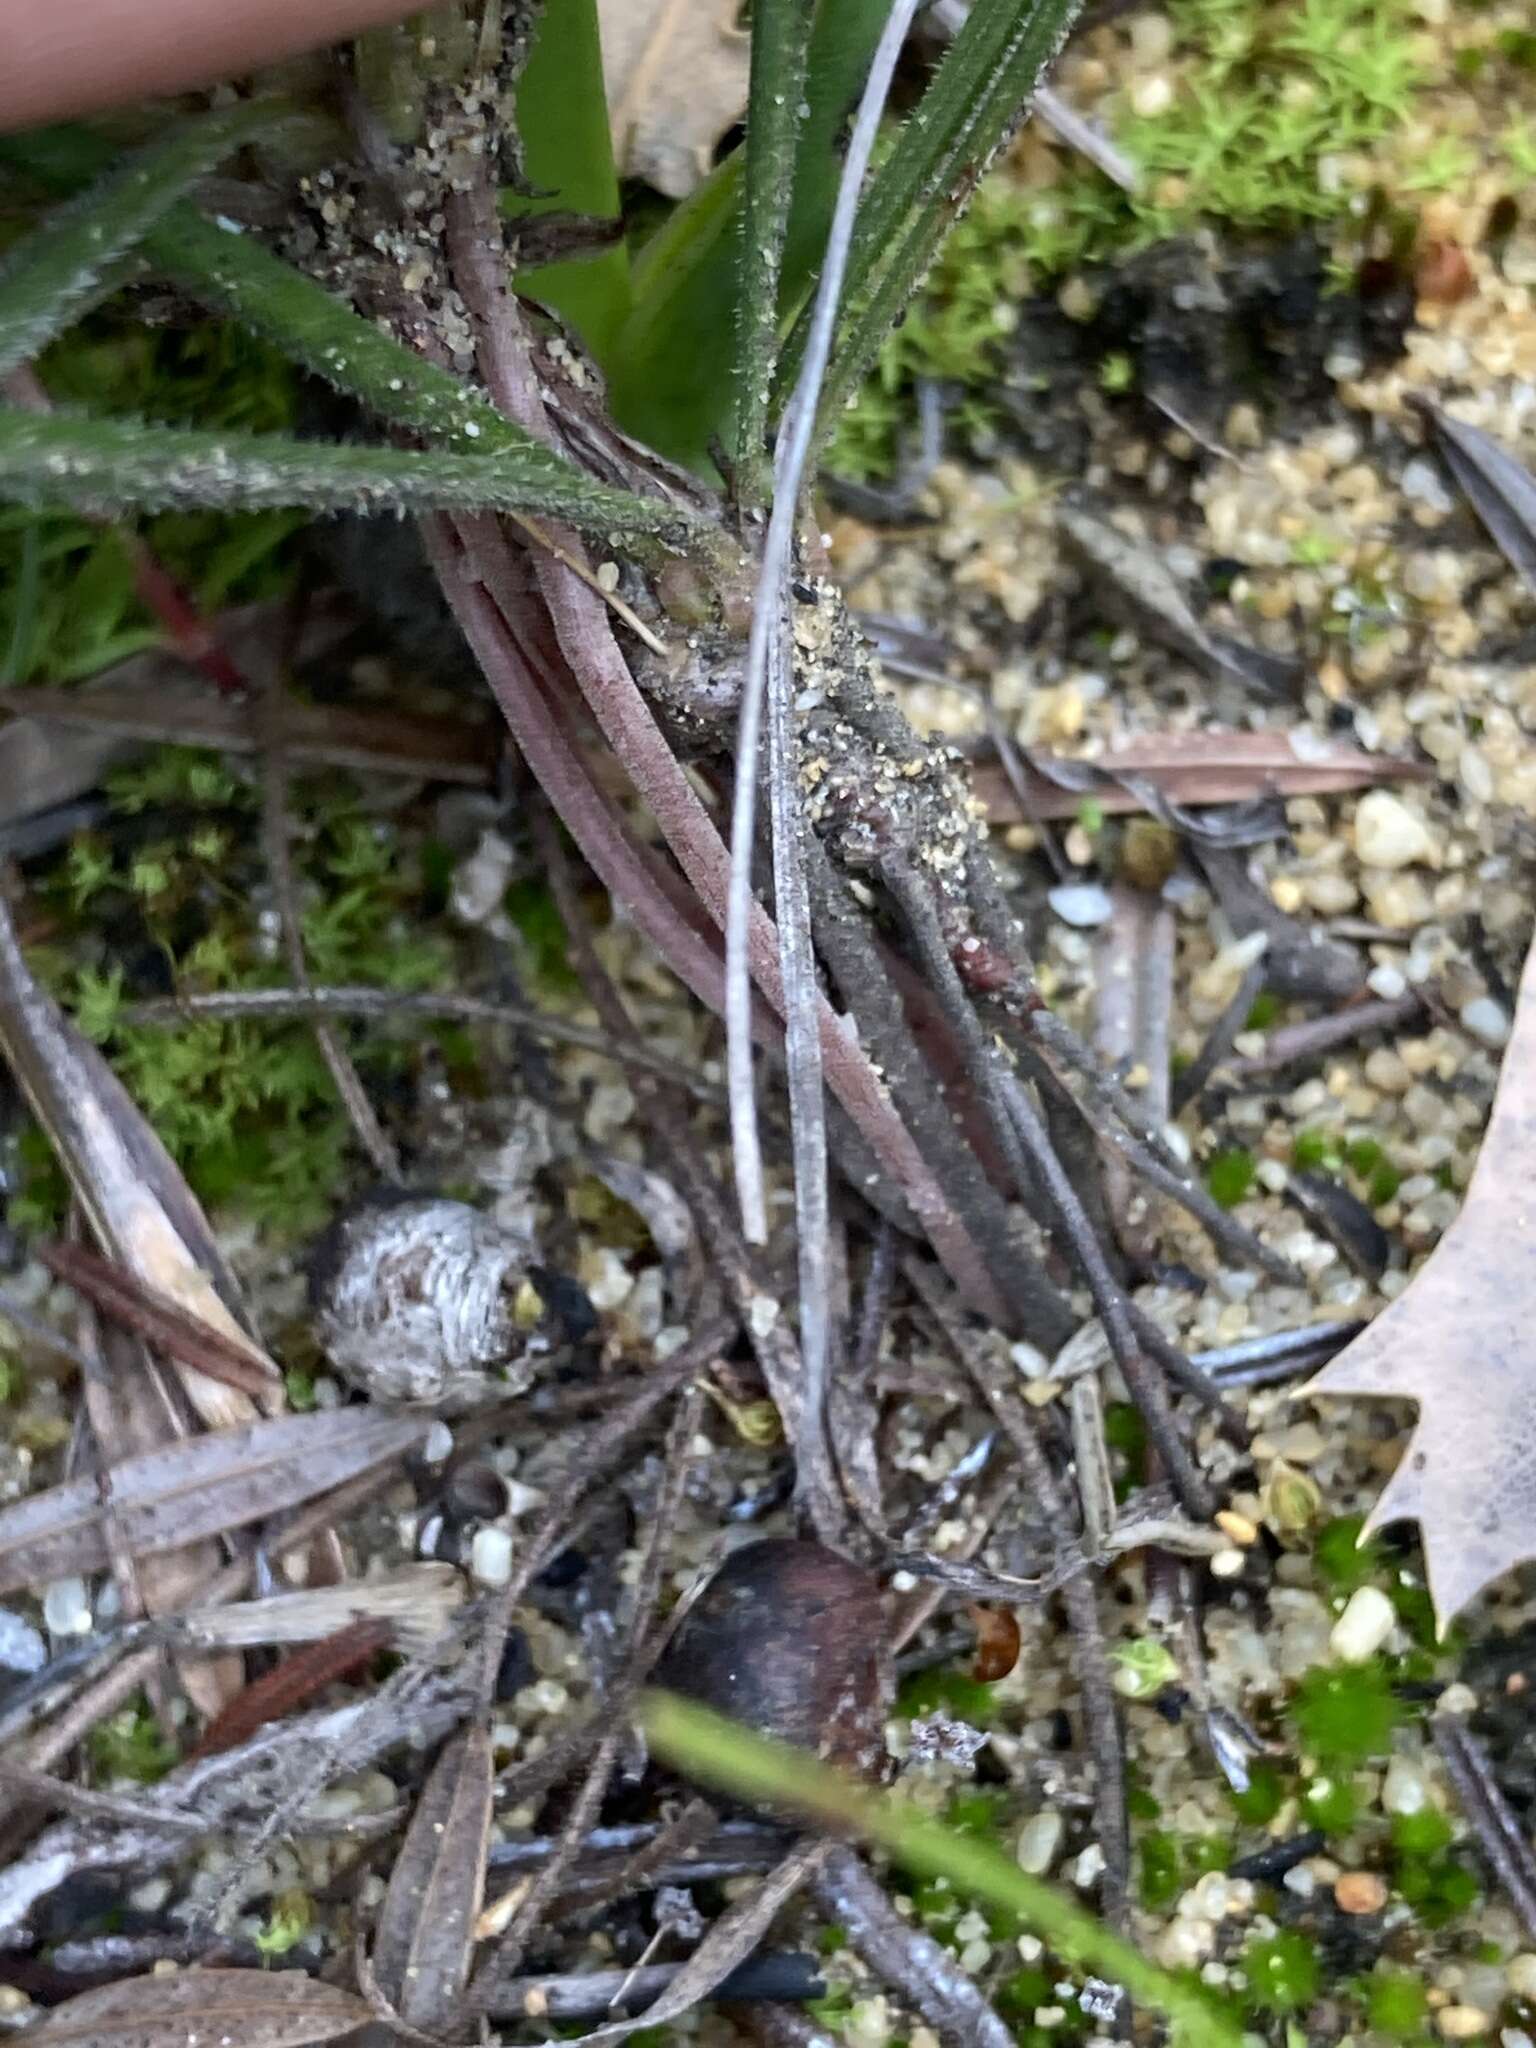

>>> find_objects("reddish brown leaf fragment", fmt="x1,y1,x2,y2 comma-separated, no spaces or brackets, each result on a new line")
22,1967,371,2046
187,1618,392,1758
967,1603,1022,1683
38,1239,280,1399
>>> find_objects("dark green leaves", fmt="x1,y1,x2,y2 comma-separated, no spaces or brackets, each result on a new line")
0,101,301,381
0,409,691,536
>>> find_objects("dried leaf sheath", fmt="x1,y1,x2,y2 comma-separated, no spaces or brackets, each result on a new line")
1308,928,1536,1629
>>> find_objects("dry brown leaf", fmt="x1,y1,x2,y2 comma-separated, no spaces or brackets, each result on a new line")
973,730,1428,823
599,0,751,198
362,1721,494,2043
1308,931,1536,1629
23,1967,371,2047
0,1409,429,1595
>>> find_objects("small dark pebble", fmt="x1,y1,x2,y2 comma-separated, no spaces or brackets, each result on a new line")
655,1539,890,1779
1230,1829,1327,1882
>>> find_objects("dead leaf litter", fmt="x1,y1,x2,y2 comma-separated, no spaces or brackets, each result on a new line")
6,11,1536,2046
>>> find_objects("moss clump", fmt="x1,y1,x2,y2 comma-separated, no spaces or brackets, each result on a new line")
1365,1967,1431,2038
1204,1147,1256,1209
1291,1658,1401,1764
1,317,302,685
1242,1929,1321,2014
23,747,452,1236
89,1697,178,1783
830,0,1431,475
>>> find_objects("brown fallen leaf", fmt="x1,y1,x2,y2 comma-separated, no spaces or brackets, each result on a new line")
1307,931,1536,1629
599,0,751,198
22,1967,371,2047
973,730,1429,824
0,1409,429,1595
361,1721,494,2043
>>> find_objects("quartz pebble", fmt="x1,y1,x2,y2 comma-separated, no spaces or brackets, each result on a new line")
470,1526,515,1589
1459,996,1511,1049
1354,790,1436,870
1329,1585,1396,1664
1048,882,1114,928
1437,2006,1492,2041
0,1606,46,1674
42,1577,92,1637
1017,1810,1066,1875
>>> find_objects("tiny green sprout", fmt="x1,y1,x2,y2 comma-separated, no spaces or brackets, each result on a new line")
1204,1148,1256,1210
1289,529,1339,567
1075,796,1106,837
89,1698,177,1783
1099,351,1135,394
254,1888,313,1957
1291,1127,1343,1173
283,1366,318,1411
1111,1637,1179,1700
1504,124,1536,179
1242,1929,1320,2015
1300,1771,1357,1833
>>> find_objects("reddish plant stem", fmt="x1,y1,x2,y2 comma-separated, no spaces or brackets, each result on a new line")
439,180,1005,1324
36,1239,280,1400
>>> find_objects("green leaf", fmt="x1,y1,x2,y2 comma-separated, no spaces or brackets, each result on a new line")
734,0,815,504
607,0,893,471
0,125,523,451
509,0,632,362
811,0,1083,444
0,407,691,534
641,1691,1242,2048
0,101,299,381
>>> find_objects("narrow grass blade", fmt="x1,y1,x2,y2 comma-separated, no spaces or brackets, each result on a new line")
607,0,892,469
733,0,814,504
803,0,1082,441
641,1693,1242,2048
0,101,294,380
0,408,690,534
510,0,633,361
0,126,571,458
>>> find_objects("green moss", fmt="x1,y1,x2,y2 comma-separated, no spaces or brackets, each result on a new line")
896,1666,998,1724
1299,1770,1358,1833
1365,1967,1431,2038
1138,1829,1228,1911
31,749,452,1235
89,1697,178,1783
1313,1512,1385,1594
1392,1808,1480,1926
1204,1147,1256,1209
830,0,1430,475
1291,1659,1401,1763
1242,1930,1320,2014
0,316,302,685
1228,1757,1284,1825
